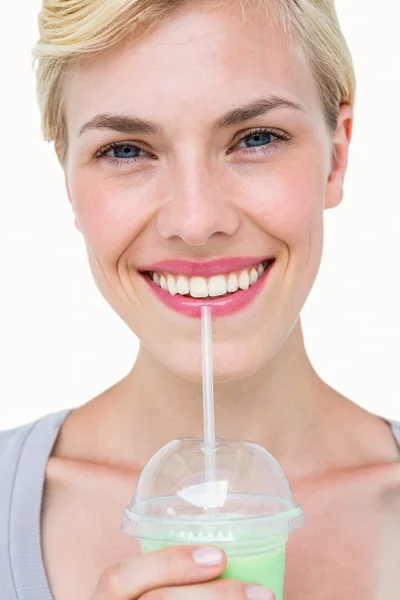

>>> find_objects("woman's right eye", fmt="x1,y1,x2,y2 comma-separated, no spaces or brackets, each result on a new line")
95,142,151,164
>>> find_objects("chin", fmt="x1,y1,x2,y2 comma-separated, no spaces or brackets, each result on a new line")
158,336,282,384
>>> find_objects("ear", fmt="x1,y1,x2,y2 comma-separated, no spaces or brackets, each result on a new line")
55,142,66,167
324,104,354,210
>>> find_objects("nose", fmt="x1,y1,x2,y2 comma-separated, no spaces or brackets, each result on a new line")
155,159,240,246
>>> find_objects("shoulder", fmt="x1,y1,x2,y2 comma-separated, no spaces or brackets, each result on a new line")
0,418,37,449
0,418,40,480
0,419,41,599
0,410,71,598
0,409,72,493
0,414,53,465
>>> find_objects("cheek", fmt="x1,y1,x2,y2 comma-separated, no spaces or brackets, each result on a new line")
235,159,326,247
69,171,153,263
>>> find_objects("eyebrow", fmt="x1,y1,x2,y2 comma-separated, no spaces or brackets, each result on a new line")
77,95,305,138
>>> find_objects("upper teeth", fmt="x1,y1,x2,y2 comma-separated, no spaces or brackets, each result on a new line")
150,261,269,298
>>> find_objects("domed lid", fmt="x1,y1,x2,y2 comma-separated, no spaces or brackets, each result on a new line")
122,438,304,543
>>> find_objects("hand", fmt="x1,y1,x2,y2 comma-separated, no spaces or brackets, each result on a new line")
91,545,275,600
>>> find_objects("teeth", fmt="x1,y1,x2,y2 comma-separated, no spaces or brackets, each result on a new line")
176,275,190,295
227,273,238,293
208,275,227,297
249,268,258,285
238,270,250,290
167,275,177,296
190,277,209,298
150,260,270,299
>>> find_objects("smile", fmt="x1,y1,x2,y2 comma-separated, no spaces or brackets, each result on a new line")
139,257,275,318
144,260,271,299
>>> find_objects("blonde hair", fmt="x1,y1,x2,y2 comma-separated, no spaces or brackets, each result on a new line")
32,0,356,162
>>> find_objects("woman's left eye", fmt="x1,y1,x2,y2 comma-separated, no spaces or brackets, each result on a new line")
109,145,144,159
233,128,290,152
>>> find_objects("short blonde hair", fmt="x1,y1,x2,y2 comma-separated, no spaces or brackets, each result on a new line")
32,0,356,162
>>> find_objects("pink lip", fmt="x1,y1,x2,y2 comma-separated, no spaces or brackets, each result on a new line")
139,256,274,278
141,260,275,318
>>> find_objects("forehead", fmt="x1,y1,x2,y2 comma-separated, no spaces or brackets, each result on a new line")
64,4,320,136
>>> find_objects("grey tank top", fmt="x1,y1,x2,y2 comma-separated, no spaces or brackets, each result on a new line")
0,408,399,600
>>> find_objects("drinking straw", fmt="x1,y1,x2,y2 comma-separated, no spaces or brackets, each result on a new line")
201,305,218,516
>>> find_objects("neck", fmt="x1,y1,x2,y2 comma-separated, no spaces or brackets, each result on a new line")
57,318,400,479
98,319,329,473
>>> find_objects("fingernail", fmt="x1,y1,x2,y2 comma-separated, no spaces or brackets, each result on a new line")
192,546,224,566
245,586,275,600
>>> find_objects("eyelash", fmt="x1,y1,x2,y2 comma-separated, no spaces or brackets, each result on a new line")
95,127,291,167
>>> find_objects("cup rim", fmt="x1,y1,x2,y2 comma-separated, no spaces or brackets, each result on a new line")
123,499,304,530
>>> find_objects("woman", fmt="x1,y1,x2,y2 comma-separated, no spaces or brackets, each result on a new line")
0,0,399,599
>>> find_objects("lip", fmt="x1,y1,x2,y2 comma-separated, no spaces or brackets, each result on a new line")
140,259,275,318
139,256,274,278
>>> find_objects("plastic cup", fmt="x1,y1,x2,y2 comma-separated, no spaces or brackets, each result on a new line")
122,438,304,600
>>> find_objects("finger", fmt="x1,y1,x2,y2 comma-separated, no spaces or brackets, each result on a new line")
141,578,276,600
91,545,226,600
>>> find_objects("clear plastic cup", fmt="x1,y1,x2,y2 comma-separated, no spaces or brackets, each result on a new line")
122,438,304,600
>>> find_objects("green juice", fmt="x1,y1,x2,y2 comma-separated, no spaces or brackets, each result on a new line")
142,541,286,600
219,546,285,600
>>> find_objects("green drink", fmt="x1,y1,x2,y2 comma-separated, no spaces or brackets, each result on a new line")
141,535,286,600
122,439,304,598
220,546,286,600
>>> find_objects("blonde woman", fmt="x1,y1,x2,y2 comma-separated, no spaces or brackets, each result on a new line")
0,1,399,599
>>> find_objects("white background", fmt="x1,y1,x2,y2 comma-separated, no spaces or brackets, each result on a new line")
0,1,399,430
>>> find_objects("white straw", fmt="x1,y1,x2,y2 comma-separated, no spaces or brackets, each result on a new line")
202,306,215,450
201,306,217,516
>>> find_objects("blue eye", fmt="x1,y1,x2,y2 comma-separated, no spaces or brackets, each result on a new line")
236,131,276,149
95,142,151,164
230,127,291,156
107,144,143,159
